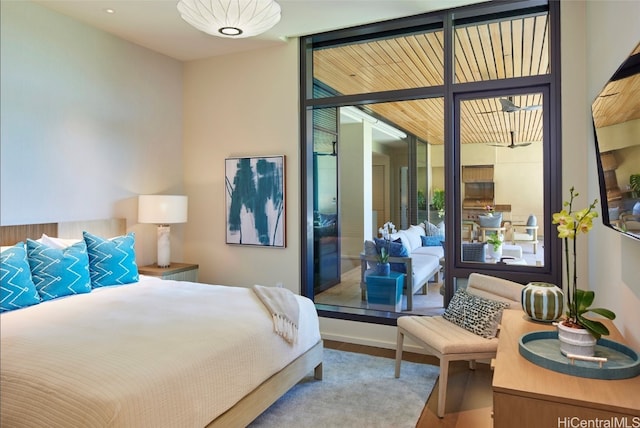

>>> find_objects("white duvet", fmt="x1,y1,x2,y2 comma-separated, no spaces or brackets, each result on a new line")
0,277,321,427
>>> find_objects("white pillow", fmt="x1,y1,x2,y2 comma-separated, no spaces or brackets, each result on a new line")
39,234,82,249
1,245,20,253
399,229,422,253
408,224,426,236
424,221,440,236
389,231,411,254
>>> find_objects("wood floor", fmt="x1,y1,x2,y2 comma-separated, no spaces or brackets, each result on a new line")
324,340,494,428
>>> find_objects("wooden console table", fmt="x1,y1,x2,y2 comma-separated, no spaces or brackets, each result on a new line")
492,310,640,427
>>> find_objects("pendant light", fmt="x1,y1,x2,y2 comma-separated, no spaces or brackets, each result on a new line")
177,0,281,38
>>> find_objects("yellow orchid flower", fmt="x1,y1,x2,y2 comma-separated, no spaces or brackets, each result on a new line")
557,223,575,239
552,210,571,226
553,187,613,339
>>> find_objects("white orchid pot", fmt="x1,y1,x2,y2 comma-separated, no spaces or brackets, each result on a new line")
556,321,597,357
488,244,502,260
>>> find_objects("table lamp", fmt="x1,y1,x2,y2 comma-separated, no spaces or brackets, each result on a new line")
138,195,188,268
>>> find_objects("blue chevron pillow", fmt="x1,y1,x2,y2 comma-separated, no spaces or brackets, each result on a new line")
26,239,92,301
1,243,41,312
83,231,139,288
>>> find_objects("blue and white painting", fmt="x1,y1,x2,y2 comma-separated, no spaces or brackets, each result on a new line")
225,155,285,247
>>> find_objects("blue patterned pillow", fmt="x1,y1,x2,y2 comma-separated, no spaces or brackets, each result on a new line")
26,239,92,301
421,235,443,247
374,238,408,273
1,243,41,312
83,231,139,287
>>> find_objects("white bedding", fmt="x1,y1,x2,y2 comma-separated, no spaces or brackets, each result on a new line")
0,276,321,427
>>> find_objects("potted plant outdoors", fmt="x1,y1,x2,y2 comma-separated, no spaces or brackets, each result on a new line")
432,189,445,219
552,187,616,357
417,190,427,211
376,221,397,276
630,173,640,198
486,232,503,260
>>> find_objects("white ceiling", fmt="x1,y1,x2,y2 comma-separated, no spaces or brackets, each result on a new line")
33,0,486,62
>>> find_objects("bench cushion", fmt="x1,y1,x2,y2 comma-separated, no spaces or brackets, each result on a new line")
412,245,444,259
398,315,498,354
409,254,440,287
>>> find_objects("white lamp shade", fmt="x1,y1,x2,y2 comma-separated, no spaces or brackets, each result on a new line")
177,0,281,38
138,195,188,225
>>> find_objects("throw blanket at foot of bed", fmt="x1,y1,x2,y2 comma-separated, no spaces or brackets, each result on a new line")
253,285,299,344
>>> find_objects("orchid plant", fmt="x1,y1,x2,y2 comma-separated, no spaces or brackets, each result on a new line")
552,187,616,339
377,221,397,264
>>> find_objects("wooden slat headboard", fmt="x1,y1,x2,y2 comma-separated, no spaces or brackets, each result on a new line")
1,219,126,246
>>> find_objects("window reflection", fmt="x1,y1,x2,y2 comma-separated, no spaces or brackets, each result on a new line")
459,95,545,267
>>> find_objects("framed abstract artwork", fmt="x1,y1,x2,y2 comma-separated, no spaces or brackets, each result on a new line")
225,155,285,247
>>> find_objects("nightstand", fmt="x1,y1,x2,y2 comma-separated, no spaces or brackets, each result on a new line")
138,262,199,282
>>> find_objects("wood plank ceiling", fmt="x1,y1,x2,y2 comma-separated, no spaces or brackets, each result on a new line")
313,13,551,147
592,43,640,130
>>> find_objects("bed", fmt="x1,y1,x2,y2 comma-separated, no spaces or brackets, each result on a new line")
1,220,323,427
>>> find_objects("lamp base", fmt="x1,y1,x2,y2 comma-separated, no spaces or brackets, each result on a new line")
157,225,171,268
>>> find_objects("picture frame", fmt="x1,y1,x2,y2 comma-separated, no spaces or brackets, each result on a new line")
225,155,285,247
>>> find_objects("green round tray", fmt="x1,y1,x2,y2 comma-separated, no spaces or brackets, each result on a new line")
518,331,640,380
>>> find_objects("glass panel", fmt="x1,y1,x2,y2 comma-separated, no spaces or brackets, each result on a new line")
459,94,545,267
313,99,445,314
454,12,549,83
313,29,444,98
313,108,340,294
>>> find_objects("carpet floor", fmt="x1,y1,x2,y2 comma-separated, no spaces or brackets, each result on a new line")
249,348,439,428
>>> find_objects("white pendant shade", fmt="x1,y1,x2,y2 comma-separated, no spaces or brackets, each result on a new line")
177,0,281,38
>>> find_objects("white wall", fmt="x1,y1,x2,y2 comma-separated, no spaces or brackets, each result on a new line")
182,42,300,292
340,122,372,257
0,1,185,266
584,1,640,349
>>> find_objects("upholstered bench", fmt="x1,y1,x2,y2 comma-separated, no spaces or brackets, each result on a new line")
395,273,524,418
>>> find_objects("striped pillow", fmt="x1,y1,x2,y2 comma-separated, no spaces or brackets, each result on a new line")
1,243,41,312
83,231,139,287
26,239,92,301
